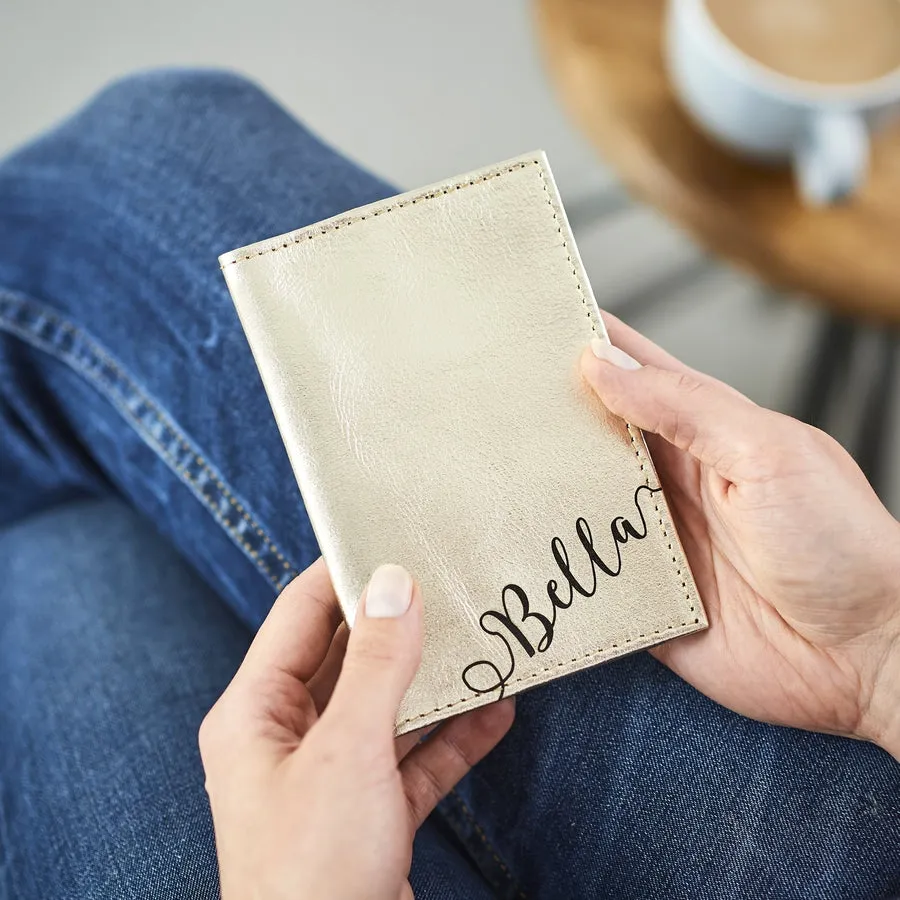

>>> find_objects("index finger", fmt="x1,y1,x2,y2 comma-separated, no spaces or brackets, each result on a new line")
239,558,344,685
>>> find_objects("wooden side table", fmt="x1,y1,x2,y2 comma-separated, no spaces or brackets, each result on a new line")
535,0,900,491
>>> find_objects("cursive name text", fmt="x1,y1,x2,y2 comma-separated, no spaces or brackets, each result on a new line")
461,484,661,697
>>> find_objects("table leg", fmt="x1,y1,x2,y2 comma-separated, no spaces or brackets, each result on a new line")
854,331,899,497
794,313,898,499
793,313,857,431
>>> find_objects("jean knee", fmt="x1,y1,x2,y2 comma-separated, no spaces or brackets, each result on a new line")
97,67,268,110
46,65,340,199
88,67,272,135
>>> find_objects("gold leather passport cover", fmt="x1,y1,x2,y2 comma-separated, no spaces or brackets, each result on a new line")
220,152,706,734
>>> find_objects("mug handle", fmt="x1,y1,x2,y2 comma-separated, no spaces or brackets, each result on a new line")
793,110,870,206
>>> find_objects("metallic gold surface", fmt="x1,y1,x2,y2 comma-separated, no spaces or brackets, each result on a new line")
220,152,706,734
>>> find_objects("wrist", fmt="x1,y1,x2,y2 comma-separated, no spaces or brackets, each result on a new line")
863,635,900,760
858,558,900,759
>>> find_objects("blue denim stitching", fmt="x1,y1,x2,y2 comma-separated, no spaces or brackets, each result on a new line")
442,788,526,899
0,288,298,592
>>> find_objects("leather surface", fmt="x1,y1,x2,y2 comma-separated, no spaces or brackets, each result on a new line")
220,152,706,734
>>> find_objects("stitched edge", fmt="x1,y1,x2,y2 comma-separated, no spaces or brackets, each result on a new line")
446,788,528,899
221,159,700,726
0,290,298,592
219,160,538,269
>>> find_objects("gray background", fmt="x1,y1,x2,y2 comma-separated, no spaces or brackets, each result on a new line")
2,0,888,500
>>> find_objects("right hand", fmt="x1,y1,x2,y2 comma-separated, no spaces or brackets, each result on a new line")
581,313,900,758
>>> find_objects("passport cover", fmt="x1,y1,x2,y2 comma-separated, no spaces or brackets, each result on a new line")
220,152,706,734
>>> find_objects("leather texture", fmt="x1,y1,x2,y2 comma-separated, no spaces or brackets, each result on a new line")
220,152,707,735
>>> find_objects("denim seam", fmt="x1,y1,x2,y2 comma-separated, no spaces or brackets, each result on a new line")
447,788,526,899
0,288,297,591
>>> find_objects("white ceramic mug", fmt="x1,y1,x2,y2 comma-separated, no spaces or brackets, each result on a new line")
666,0,900,205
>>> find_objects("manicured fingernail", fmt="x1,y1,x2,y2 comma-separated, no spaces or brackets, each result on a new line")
590,337,642,371
366,564,413,618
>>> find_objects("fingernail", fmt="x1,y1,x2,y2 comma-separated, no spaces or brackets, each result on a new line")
590,337,642,371
366,564,413,618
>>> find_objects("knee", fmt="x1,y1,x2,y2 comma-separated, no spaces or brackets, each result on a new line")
89,67,272,133
53,66,317,184
99,67,266,106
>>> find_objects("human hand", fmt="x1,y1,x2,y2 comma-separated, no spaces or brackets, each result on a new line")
582,313,900,758
199,560,514,900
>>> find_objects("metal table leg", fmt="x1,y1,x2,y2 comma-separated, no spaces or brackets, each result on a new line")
793,313,858,431
854,331,899,496
794,313,898,498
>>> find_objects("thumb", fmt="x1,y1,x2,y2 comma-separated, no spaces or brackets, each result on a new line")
582,338,769,480
324,564,423,737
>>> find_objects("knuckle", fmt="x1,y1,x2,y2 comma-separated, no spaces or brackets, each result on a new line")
273,560,341,627
731,413,780,466
405,756,447,820
753,413,812,470
439,729,478,771
197,703,226,765
282,579,340,626
252,673,318,737
799,421,839,454
668,408,701,455
650,399,699,453
669,369,705,397
346,636,401,669
652,371,705,442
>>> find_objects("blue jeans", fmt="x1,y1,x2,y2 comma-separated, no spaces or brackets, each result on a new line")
0,70,898,900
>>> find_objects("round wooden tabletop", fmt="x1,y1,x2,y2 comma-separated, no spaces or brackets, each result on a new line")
535,0,900,326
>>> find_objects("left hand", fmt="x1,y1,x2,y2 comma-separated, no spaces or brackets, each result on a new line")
582,313,900,753
199,559,514,900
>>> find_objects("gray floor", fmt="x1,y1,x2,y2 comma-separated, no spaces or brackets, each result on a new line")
2,0,892,504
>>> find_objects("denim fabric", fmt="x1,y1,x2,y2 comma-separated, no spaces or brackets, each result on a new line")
0,69,394,624
0,69,899,899
0,499,495,900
